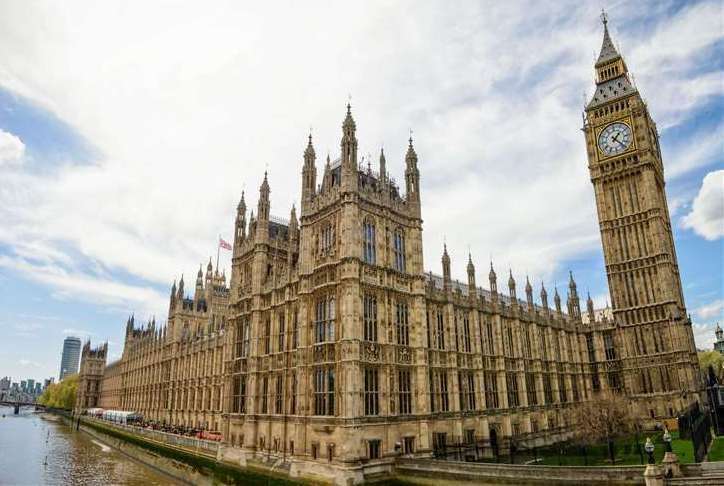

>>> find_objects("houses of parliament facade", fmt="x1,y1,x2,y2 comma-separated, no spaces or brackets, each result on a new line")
77,16,701,481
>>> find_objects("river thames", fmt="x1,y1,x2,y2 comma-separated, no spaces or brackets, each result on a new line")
0,406,177,485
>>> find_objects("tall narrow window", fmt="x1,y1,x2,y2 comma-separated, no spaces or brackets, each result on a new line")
430,370,449,412
292,309,299,349
506,372,519,408
525,372,537,406
315,296,336,343
481,314,494,354
393,229,406,272
462,314,471,353
484,371,499,409
263,318,271,355
233,375,247,413
364,368,380,416
261,376,269,414
586,333,596,362
277,313,285,352
363,294,378,342
289,372,297,414
398,369,412,415
275,375,283,413
603,332,616,360
436,311,445,350
396,302,409,346
459,372,475,411
363,220,376,264
314,367,335,416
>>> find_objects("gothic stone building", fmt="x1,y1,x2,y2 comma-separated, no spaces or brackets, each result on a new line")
75,341,107,411
78,17,701,483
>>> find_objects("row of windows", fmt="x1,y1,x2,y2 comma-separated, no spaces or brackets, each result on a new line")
362,221,407,272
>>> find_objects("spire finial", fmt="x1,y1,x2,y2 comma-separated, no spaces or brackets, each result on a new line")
600,8,608,26
409,128,413,146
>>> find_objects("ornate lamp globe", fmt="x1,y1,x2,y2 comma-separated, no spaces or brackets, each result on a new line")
663,428,672,452
644,437,655,464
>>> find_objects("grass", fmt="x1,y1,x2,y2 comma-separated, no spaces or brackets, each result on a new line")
707,436,724,462
506,430,696,466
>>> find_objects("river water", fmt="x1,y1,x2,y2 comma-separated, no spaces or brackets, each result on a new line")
0,406,177,486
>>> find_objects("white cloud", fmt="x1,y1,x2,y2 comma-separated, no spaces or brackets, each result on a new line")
682,170,724,240
18,359,41,368
696,299,724,321
0,0,719,319
0,128,24,165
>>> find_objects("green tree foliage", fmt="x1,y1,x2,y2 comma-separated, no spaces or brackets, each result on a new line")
698,351,724,376
38,374,78,410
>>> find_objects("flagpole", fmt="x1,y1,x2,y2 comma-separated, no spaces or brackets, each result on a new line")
216,234,221,274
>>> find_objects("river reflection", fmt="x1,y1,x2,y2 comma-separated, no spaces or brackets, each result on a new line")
0,406,178,485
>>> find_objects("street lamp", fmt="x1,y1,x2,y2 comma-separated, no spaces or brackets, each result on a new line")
663,428,672,453
644,437,655,465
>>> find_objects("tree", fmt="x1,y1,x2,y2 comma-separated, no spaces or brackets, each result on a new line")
698,351,724,378
571,390,637,463
38,374,78,410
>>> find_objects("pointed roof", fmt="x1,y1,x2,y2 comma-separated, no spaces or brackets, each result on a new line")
525,275,532,293
596,12,621,67
406,133,418,164
467,252,475,273
237,190,246,211
304,132,315,160
442,243,450,264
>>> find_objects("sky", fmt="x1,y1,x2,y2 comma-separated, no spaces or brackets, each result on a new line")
0,0,721,383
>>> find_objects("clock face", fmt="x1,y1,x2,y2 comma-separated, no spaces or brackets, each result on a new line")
598,122,632,156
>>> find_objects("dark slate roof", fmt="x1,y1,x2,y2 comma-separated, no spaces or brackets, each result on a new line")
587,75,636,109
596,24,620,67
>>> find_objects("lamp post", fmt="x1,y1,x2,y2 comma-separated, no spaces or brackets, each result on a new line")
663,428,672,453
644,437,655,465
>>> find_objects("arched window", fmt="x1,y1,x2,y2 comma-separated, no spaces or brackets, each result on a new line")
362,220,376,264
393,229,406,272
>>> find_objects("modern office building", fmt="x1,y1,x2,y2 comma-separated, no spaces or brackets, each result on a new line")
59,336,82,380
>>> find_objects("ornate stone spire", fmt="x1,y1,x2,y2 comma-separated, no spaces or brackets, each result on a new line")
442,244,451,285
489,261,497,294
467,253,476,291
596,10,621,67
508,270,516,299
540,282,549,309
258,171,270,221
525,276,533,308
379,147,387,180
554,286,562,313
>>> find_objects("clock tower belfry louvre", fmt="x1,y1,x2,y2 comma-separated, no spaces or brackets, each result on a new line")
583,14,700,413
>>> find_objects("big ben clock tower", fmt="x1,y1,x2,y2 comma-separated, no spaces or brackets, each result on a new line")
583,13,701,416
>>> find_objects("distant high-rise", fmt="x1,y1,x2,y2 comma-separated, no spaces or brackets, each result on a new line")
59,336,81,380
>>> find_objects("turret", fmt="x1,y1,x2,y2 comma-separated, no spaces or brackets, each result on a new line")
169,279,177,315
554,287,562,313
235,191,247,245
194,264,204,301
567,271,580,318
716,323,723,341
301,133,317,207
525,276,534,310
405,135,421,207
177,275,185,300
467,253,476,292
340,103,358,192
258,172,270,221
489,262,498,295
587,292,595,321
205,258,213,286
442,244,451,291
508,270,516,300
379,148,387,182
541,283,549,310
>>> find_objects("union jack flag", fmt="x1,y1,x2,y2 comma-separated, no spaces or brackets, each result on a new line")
219,238,232,250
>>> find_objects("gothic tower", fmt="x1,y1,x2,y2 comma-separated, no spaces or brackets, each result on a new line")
583,14,700,412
